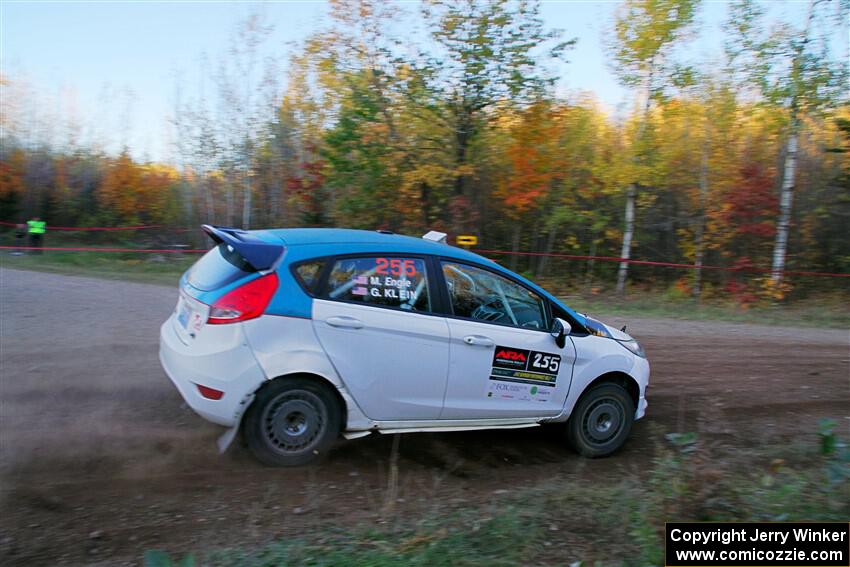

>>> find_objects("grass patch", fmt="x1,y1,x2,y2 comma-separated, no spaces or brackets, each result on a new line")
564,292,850,329
144,431,850,566
207,511,535,567
0,250,194,286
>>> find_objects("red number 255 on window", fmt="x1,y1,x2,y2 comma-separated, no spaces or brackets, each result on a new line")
375,258,417,276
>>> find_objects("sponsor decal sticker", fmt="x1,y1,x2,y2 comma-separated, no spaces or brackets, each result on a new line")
493,347,529,369
488,345,561,402
487,380,552,403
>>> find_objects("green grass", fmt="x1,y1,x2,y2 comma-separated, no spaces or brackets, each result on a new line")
143,433,850,567
209,512,535,567
0,250,194,286
563,292,850,329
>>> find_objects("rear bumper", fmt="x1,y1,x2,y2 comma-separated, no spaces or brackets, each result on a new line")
159,314,266,427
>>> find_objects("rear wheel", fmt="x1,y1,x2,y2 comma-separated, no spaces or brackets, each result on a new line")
567,383,634,458
244,377,341,467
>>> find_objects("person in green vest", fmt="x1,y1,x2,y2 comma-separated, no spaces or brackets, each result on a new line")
27,217,46,253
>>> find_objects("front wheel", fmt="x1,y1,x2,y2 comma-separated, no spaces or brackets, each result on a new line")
243,377,342,467
567,383,634,458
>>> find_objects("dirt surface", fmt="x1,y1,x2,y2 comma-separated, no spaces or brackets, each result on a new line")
1,267,848,566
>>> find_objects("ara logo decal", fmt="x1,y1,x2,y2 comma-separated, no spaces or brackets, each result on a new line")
492,346,531,370
490,345,561,390
495,350,526,362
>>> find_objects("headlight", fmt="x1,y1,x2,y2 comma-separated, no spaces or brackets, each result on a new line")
616,338,645,358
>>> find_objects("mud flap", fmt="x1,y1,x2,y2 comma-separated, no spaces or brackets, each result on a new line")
216,425,240,454
216,392,256,454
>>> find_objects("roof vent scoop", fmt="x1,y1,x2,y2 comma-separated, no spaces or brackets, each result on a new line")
422,230,448,244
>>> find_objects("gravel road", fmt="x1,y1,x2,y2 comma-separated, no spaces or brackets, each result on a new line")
1,267,847,565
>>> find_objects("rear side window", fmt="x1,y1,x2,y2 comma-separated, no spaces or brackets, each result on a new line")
325,256,430,312
188,244,254,291
293,259,326,294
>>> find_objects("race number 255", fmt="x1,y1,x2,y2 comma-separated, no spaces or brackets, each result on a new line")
375,258,417,277
530,352,560,373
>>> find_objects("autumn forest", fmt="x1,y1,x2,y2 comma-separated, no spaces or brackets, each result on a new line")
1,0,848,301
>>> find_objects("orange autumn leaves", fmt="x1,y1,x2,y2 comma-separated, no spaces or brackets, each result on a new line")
496,102,563,220
98,152,179,225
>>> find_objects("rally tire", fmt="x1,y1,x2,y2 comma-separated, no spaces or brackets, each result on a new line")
567,383,634,458
243,377,342,467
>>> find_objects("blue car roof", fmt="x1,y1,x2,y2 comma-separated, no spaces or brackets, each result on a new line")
258,228,585,326
264,228,496,266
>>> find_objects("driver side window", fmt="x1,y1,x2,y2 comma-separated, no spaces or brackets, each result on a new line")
441,262,547,330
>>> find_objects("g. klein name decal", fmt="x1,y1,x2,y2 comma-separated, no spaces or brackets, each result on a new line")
350,258,421,301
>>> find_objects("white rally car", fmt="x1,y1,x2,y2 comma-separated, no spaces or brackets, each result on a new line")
160,226,649,466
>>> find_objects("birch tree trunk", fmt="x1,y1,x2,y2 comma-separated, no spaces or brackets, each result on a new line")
693,138,709,299
615,184,636,294
616,81,653,295
771,115,799,285
770,0,815,286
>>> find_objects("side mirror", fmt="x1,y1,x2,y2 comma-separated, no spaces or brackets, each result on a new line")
550,317,571,348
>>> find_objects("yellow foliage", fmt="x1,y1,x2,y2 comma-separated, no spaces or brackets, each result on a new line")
757,276,793,302
98,153,179,224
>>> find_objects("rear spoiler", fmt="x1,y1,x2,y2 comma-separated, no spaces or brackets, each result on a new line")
201,224,284,271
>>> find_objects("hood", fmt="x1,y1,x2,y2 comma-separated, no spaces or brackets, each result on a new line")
605,323,632,341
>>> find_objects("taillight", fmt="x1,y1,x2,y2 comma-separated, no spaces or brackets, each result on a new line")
207,272,279,324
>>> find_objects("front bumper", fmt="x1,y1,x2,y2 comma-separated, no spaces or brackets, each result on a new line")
159,313,266,427
631,354,650,420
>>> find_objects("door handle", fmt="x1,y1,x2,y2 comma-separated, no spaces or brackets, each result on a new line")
326,316,364,329
463,335,494,347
